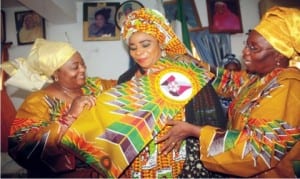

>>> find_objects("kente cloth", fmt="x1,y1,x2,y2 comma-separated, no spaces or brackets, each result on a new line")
118,60,229,178
121,8,187,57
120,111,187,178
60,57,213,178
8,77,116,178
199,67,300,177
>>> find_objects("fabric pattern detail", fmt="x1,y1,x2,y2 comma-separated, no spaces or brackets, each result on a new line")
61,57,213,177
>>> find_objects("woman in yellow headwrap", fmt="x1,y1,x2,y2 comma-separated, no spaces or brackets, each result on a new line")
7,38,116,177
118,8,229,178
160,6,300,177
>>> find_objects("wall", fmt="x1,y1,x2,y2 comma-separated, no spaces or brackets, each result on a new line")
2,0,260,109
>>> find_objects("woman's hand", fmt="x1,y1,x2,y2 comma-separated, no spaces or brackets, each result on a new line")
156,120,201,155
58,95,96,140
68,95,97,117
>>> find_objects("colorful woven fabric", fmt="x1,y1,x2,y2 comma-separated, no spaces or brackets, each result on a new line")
8,77,113,177
200,67,300,177
61,57,213,177
121,8,187,57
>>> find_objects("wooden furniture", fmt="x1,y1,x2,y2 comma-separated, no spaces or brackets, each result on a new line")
1,42,16,152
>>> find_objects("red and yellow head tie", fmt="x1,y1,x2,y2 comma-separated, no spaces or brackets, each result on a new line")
121,8,187,57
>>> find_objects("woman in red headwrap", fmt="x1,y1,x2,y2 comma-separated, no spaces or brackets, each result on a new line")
212,1,241,32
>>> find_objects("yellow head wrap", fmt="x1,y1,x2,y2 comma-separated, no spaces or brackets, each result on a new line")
121,8,187,56
26,38,77,77
254,6,300,67
2,38,76,91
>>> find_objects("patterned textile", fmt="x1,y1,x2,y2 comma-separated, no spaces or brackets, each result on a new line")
7,77,114,177
61,57,213,178
121,8,187,57
199,67,300,177
121,111,186,178
118,56,228,178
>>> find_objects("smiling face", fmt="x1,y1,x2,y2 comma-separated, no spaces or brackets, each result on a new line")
128,31,162,70
54,52,87,89
242,30,281,76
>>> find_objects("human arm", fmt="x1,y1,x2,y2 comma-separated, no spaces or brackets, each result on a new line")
156,120,201,154
158,80,227,154
8,90,97,173
200,70,300,177
212,67,248,98
8,91,75,172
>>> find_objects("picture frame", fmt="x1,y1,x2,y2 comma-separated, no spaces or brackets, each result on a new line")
163,0,202,32
206,0,243,33
1,10,6,43
83,2,120,41
15,10,46,45
115,0,144,30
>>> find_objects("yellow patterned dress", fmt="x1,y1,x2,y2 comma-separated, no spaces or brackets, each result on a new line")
200,67,300,177
8,77,116,177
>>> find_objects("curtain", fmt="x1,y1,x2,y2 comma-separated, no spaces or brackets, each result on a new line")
190,28,231,67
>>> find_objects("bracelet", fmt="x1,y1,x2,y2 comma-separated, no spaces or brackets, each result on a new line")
59,113,77,127
66,113,77,120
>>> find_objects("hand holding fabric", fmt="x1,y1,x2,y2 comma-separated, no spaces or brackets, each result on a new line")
157,120,201,155
68,95,97,117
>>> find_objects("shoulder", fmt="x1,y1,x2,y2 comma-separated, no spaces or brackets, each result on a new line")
278,67,300,81
23,90,47,103
17,90,49,116
85,76,117,91
275,68,300,93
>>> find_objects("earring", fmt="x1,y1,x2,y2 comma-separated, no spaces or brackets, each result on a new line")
54,76,59,82
276,60,280,67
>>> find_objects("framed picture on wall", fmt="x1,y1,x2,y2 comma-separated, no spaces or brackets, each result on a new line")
207,0,243,33
163,0,202,32
15,10,46,45
83,2,120,41
115,0,144,30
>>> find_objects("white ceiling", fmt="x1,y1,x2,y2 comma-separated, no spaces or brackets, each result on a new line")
2,0,78,24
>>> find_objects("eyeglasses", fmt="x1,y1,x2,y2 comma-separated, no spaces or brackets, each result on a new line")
244,43,260,53
243,42,273,54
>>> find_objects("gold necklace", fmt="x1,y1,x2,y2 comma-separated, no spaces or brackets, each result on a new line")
57,83,82,99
